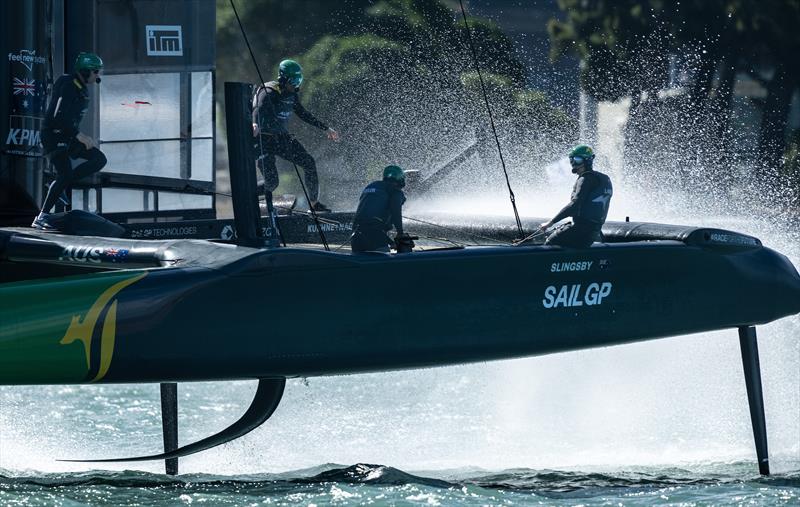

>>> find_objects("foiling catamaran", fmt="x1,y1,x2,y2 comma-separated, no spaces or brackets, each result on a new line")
1,0,799,477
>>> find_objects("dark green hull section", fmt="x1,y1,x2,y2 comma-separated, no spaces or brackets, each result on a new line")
1,224,799,385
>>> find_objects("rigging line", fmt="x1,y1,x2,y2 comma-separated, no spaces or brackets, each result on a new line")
194,186,514,248
273,205,339,225
229,0,267,97
184,183,341,227
289,159,329,250
333,240,351,252
414,235,464,248
188,185,506,247
181,182,287,245
457,0,524,239
273,205,340,225
185,179,510,246
229,0,330,251
403,215,512,245
276,221,288,247
512,228,547,246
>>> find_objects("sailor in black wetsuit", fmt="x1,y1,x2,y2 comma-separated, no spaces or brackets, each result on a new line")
351,165,414,253
252,59,339,213
32,52,107,230
539,145,613,248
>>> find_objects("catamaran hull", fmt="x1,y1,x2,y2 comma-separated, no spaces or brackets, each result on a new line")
2,238,798,385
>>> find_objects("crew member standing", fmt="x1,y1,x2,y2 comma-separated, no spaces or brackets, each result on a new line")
351,165,414,253
539,145,613,248
32,52,107,230
252,59,339,213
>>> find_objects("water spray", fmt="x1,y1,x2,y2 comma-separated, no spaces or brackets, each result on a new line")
457,0,524,239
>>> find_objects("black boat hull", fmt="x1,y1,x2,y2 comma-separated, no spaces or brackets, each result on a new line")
2,226,797,384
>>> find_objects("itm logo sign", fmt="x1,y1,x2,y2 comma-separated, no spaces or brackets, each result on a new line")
146,25,183,56
59,272,147,382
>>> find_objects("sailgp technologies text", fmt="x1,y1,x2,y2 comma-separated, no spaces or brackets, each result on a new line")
130,225,198,238
551,261,592,272
542,282,612,308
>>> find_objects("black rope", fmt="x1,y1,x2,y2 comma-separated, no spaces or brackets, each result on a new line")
229,0,267,96
457,0,524,239
184,181,520,248
188,183,340,226
229,0,330,251
412,235,464,248
182,182,286,246
187,182,366,247
512,229,547,246
289,159,329,250
404,215,511,245
198,188,502,247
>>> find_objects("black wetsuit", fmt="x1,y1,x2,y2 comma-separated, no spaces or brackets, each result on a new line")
252,81,329,202
546,169,613,248
39,74,107,213
351,180,406,253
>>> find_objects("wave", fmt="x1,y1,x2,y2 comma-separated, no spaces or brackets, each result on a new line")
2,461,798,493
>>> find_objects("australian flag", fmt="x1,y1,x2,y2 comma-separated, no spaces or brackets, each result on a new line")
12,77,35,96
103,248,131,262
9,76,44,114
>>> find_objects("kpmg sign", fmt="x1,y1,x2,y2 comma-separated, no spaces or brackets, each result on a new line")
5,49,47,157
146,25,183,56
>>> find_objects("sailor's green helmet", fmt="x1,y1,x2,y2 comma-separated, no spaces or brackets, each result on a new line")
382,165,406,188
278,59,303,88
569,144,595,169
74,52,103,72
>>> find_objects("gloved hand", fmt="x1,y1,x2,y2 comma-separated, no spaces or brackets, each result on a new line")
394,233,416,253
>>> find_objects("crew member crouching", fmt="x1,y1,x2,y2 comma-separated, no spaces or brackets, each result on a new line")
351,165,414,253
539,145,613,248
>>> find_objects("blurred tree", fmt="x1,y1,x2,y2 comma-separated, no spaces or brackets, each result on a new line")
216,0,371,86
548,0,800,197
298,0,574,193
548,1,744,181
739,0,800,183
218,0,576,201
548,0,671,102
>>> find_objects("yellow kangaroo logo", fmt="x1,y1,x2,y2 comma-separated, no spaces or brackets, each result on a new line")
60,272,147,382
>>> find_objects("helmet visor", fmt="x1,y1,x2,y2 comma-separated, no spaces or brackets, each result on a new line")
569,155,585,166
288,75,303,88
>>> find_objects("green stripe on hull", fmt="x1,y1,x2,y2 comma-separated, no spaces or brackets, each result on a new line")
0,270,148,384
